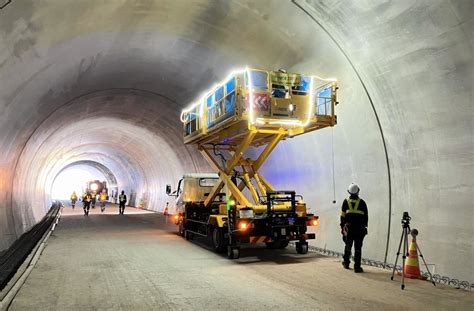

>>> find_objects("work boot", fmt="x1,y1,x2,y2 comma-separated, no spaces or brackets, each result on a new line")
354,267,364,273
342,261,350,269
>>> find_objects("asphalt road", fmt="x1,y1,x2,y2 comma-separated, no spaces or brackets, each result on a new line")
9,204,473,310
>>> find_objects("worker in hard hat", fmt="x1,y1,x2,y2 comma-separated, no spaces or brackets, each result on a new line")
340,183,368,273
83,191,92,216
99,190,107,212
118,190,127,215
70,191,78,209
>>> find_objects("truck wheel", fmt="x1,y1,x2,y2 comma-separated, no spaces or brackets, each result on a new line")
227,247,240,259
212,227,226,253
296,242,308,254
178,221,185,237
185,230,194,241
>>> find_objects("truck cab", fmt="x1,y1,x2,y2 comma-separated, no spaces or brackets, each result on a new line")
167,173,222,232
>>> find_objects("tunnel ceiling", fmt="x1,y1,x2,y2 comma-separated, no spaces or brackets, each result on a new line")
0,0,472,281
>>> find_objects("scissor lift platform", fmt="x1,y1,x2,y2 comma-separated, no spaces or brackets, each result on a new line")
179,68,338,258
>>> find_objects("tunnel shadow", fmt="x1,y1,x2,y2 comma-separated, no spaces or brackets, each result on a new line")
181,234,326,265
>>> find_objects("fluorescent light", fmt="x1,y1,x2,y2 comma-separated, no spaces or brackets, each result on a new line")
246,67,254,124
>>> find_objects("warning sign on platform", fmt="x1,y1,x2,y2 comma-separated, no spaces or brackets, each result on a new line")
249,93,270,111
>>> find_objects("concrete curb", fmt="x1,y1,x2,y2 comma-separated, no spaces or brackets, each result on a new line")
0,208,62,311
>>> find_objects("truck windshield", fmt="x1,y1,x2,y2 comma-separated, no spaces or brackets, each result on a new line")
199,178,218,187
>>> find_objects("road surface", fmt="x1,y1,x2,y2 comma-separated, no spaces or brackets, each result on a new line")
9,204,473,310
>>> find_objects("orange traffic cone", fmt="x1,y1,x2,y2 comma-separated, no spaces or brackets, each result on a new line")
404,236,424,279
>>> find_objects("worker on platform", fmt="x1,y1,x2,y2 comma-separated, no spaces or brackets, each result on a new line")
83,191,92,216
70,191,78,209
118,190,127,215
271,69,289,99
99,190,107,213
340,183,368,273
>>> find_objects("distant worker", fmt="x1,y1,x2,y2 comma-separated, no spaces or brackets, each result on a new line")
83,192,92,216
99,190,107,213
82,191,87,209
91,192,97,209
340,183,368,273
70,191,78,209
118,191,127,215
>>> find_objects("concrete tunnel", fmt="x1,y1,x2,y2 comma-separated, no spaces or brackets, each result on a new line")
0,0,472,286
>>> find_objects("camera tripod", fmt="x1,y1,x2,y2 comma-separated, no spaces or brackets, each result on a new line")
390,212,436,290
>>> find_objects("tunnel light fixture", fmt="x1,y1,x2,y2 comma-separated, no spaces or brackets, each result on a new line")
246,67,255,124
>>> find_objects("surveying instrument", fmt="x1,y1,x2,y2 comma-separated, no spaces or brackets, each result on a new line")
390,212,436,290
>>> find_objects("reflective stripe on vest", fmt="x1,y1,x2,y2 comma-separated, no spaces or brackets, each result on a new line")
346,198,364,215
119,195,125,201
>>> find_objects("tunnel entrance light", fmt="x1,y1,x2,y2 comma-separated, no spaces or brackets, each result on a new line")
51,167,107,200
90,183,99,191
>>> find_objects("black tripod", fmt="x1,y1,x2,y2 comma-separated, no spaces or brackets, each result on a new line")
391,212,436,290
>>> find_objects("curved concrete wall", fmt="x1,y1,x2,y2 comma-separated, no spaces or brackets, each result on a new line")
0,0,471,281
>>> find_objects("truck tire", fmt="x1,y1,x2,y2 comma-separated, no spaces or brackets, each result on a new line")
296,242,308,254
185,230,194,241
227,246,240,259
212,227,226,253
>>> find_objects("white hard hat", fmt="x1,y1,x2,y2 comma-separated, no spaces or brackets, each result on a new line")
348,183,360,195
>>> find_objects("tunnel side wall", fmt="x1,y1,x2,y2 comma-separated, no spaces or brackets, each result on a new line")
277,0,473,281
0,0,471,281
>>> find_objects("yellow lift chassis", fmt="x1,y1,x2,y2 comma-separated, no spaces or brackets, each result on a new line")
179,68,338,259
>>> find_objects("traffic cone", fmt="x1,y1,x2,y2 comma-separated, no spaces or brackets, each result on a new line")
404,236,424,279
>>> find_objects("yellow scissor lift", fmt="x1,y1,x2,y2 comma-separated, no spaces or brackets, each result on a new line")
179,68,338,259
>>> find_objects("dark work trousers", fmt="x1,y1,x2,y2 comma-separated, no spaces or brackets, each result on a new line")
84,202,91,214
119,203,125,214
343,227,366,268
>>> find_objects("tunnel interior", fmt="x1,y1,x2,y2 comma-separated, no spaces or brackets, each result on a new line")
0,0,472,282
50,161,115,200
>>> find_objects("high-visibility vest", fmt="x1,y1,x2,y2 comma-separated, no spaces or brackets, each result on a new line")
345,197,365,215
163,207,169,216
119,195,126,203
85,195,92,202
100,193,107,202
71,193,77,200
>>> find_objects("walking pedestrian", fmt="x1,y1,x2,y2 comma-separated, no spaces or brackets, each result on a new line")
91,192,97,209
99,190,107,212
84,192,92,216
340,183,368,273
70,191,78,209
118,191,127,215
